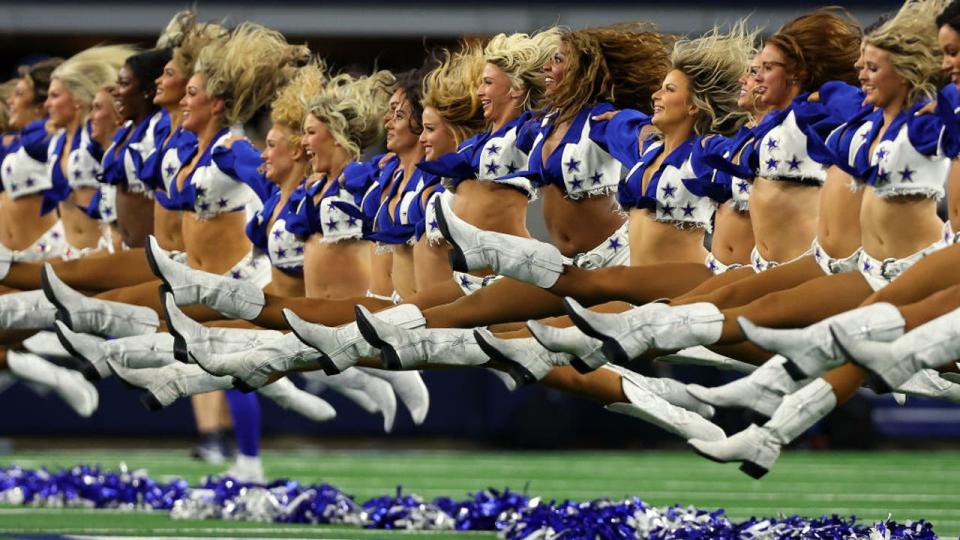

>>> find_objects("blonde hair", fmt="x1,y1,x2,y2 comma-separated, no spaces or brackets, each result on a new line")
483,28,561,113
271,59,326,147
52,44,137,109
174,21,228,78
305,70,395,160
551,23,671,123
422,43,487,145
0,79,17,132
670,21,757,136
156,9,197,49
195,22,310,126
864,0,948,105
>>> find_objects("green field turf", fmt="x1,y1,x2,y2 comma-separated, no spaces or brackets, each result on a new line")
0,448,957,538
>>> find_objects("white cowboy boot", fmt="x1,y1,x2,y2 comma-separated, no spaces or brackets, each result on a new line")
361,369,430,425
689,378,836,479
54,321,175,381
605,364,715,419
686,356,806,420
162,294,284,363
7,350,99,417
41,264,159,337
832,307,960,392
299,369,398,432
284,304,426,374
895,369,960,403
434,192,563,287
256,378,336,422
189,332,322,391
564,298,722,364
0,290,56,330
108,359,234,410
607,373,726,442
526,319,609,373
738,302,905,381
355,305,487,370
473,328,572,386
145,236,265,320
655,346,757,374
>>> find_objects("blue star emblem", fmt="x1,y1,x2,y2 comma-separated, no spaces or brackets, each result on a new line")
25,178,35,187
899,167,914,182
765,158,779,171
485,162,500,175
708,259,718,271
196,186,207,197
38,242,47,251
51,231,61,239
661,183,676,198
165,165,176,176
862,261,872,272
294,246,304,255
737,181,749,193
72,153,80,163
787,155,802,170
860,131,870,141
876,148,888,161
877,170,890,184
273,229,283,239
681,203,696,217
88,167,97,178
590,171,603,185
571,177,583,190
231,271,242,279
565,157,580,173
199,201,210,211
661,203,675,217
326,219,339,231
3,165,11,176
429,219,439,230
71,168,81,178
346,216,359,227
103,207,112,216
217,198,229,208
505,162,518,174
766,138,778,150
459,275,471,287
275,248,287,258
608,238,621,252
486,144,500,155
814,247,822,261
10,182,17,190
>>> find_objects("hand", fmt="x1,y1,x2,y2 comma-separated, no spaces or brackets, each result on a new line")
591,110,620,122
806,92,820,103
914,101,936,116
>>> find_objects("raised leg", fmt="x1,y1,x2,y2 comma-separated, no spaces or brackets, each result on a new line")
423,277,567,328
547,263,711,306
1,249,155,292
676,255,822,309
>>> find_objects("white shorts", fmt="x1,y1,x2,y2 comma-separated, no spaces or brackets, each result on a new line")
365,290,403,304
811,237,860,276
750,246,812,273
704,253,745,275
224,251,272,289
9,221,68,262
858,238,949,291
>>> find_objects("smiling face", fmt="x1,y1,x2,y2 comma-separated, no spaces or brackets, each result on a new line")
857,44,908,110
112,63,146,122
753,43,796,110
651,69,696,133
89,88,119,143
419,105,457,160
154,60,187,108
738,55,762,112
386,90,420,154
302,113,340,174
544,44,568,95
8,77,42,130
940,23,960,87
179,73,219,133
477,62,516,123
45,78,78,129
261,124,301,183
